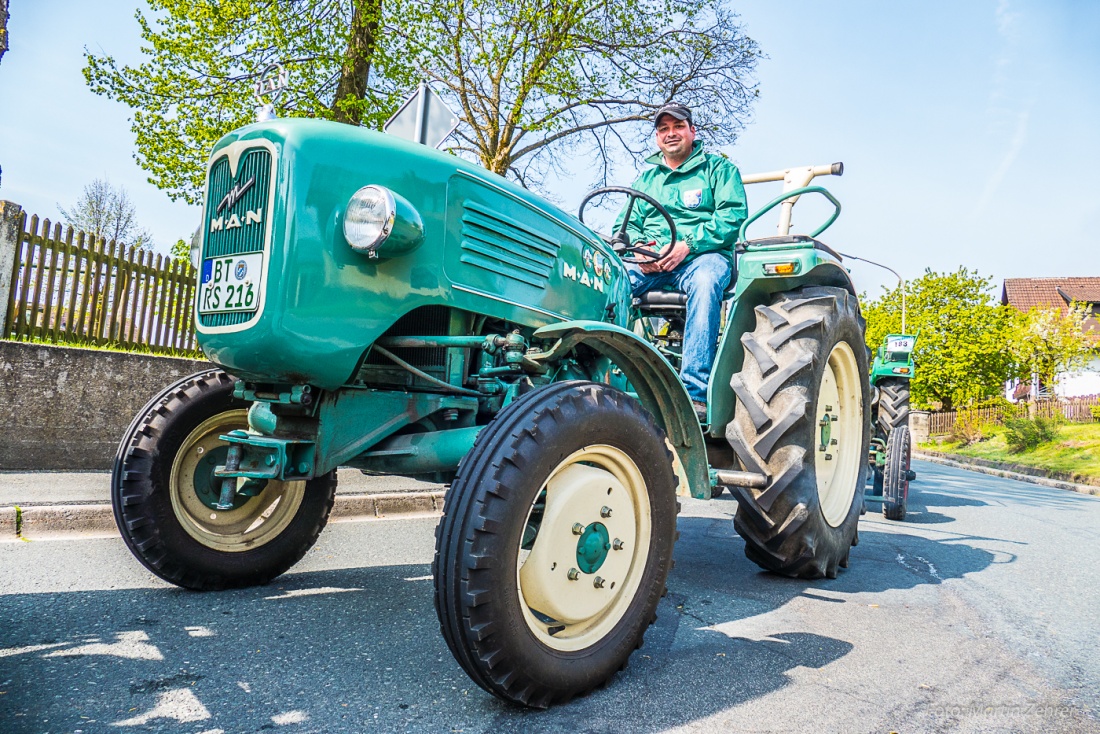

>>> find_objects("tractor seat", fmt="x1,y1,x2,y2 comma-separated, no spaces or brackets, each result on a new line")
633,246,743,314
635,284,737,313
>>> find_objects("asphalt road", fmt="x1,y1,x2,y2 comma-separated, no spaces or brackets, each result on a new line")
1,460,1098,733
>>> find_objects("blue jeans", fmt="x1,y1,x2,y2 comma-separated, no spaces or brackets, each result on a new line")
627,253,732,403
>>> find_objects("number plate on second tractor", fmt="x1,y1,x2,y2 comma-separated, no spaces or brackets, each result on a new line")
886,336,914,353
199,253,262,315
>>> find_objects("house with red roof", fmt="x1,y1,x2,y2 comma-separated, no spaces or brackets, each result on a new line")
1001,277,1100,399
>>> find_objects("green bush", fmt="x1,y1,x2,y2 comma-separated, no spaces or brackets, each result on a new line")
1090,404,1100,422
950,409,989,445
1003,416,1061,453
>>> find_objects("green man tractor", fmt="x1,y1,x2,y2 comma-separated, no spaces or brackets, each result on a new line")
867,332,918,520
113,117,876,708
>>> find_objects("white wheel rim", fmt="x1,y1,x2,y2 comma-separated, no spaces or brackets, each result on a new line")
170,410,306,552
814,342,863,527
517,445,652,652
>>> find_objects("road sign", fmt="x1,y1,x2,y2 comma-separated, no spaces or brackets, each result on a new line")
384,82,460,149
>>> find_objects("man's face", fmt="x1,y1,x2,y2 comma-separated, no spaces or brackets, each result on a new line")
656,116,696,161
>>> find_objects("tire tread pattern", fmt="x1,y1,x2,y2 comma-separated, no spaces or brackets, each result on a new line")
433,381,677,708
726,287,870,579
111,368,336,591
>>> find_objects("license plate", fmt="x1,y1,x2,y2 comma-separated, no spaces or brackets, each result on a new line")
887,336,914,353
198,253,263,315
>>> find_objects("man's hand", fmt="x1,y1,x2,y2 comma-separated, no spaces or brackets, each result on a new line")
639,240,691,273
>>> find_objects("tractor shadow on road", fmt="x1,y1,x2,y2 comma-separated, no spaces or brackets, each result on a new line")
0,483,1022,733
0,559,858,733
0,508,993,734
893,490,987,524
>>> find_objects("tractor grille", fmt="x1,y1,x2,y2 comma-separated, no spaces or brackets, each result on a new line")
367,306,451,369
459,201,559,288
198,147,274,328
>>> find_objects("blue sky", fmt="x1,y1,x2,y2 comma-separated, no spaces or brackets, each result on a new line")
0,1,1097,295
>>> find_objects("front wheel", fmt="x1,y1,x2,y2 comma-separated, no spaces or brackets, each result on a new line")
433,381,678,708
726,286,871,579
111,369,337,590
883,425,912,521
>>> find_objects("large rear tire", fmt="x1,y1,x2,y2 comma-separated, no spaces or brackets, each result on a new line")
112,369,337,590
433,381,678,708
727,286,871,579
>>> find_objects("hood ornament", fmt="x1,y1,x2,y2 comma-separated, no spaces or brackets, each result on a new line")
254,63,288,122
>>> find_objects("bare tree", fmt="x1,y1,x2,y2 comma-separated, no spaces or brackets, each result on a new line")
396,0,761,188
59,179,154,250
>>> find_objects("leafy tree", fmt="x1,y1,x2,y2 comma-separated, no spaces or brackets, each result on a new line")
1007,303,1093,396
170,237,190,263
85,0,410,204
0,0,9,66
58,178,154,250
862,268,1015,411
397,0,760,185
85,0,760,201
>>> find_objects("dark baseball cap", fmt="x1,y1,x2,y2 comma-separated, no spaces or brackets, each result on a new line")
654,102,692,127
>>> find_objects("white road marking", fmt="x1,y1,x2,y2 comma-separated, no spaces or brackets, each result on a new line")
185,626,216,638
111,688,210,726
264,586,363,600
0,642,68,658
896,553,943,581
46,631,163,661
271,710,309,725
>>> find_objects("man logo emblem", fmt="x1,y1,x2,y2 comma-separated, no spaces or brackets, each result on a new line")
683,188,703,209
235,260,248,280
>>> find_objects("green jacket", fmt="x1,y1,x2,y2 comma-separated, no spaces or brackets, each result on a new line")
615,141,747,265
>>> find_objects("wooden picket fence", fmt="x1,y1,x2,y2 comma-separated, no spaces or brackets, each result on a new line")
928,396,1100,435
3,213,199,354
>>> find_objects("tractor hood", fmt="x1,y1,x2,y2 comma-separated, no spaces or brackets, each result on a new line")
193,119,628,389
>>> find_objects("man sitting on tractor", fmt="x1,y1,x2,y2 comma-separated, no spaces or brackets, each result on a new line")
616,102,748,420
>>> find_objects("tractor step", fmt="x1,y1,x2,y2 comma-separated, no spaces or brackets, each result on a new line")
713,469,768,489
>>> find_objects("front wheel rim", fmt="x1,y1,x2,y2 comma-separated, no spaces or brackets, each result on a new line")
814,342,863,527
169,410,306,552
517,445,652,652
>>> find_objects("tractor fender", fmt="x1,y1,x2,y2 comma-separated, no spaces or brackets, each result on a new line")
707,259,859,438
533,320,710,499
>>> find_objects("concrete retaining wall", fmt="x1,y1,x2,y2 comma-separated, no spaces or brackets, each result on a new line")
0,341,209,470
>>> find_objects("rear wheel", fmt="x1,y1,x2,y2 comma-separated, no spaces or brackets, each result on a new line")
433,381,678,708
883,425,911,521
112,369,337,590
876,377,910,436
726,286,871,579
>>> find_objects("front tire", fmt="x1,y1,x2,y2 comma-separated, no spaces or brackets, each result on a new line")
727,286,871,579
882,425,912,521
876,377,911,437
433,381,678,708
111,369,337,590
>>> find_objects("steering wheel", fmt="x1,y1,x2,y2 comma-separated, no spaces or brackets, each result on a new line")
578,186,678,265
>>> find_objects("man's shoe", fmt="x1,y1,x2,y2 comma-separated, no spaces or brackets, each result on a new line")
692,400,708,423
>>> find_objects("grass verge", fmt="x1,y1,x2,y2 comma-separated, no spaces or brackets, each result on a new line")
922,422,1100,485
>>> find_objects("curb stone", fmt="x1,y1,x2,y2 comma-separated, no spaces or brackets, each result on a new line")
1,491,446,540
914,452,1100,497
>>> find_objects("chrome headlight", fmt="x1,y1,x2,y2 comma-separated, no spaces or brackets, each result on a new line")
343,185,424,258
344,185,395,254
189,226,202,270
